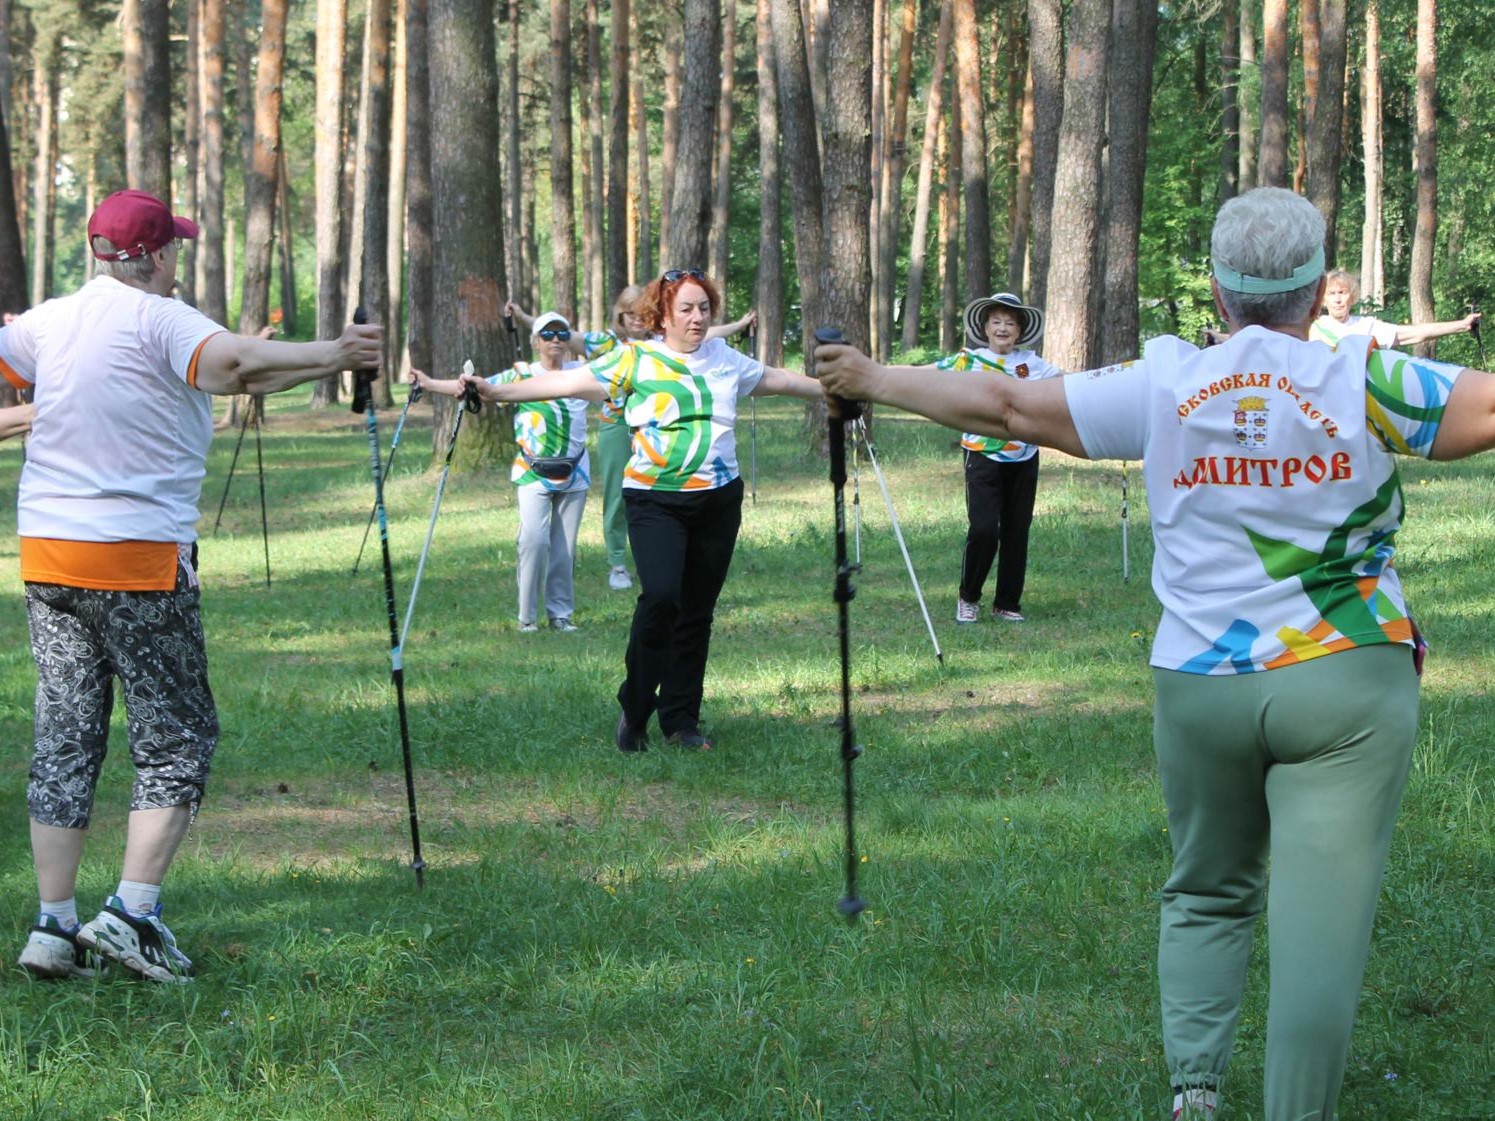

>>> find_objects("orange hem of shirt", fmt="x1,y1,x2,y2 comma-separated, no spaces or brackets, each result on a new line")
19,538,180,591
185,332,222,389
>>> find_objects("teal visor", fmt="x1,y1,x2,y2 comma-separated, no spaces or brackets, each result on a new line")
1212,247,1325,294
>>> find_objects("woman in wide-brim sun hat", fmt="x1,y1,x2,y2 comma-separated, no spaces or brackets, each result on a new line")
962,291,1044,351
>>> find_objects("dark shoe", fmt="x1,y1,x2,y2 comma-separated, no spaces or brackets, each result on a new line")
664,729,713,751
616,712,648,753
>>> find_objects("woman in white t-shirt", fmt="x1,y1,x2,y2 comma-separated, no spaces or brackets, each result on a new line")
1309,267,1479,349
816,188,1495,1121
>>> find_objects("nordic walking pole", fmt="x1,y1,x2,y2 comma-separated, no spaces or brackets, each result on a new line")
399,363,482,649
746,323,758,506
814,326,867,924
211,407,252,535
253,399,271,587
1121,461,1131,583
1468,302,1487,368
352,383,424,575
351,307,425,890
853,416,944,667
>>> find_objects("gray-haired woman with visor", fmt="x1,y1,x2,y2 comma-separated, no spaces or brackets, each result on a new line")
816,187,1495,1121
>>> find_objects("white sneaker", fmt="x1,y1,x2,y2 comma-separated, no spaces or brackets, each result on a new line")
994,608,1026,622
1172,1087,1218,1119
518,621,539,633
549,617,579,633
608,566,632,591
76,897,193,983
955,599,980,624
18,916,99,979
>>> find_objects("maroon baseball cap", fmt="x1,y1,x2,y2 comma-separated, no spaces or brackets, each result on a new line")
87,189,199,261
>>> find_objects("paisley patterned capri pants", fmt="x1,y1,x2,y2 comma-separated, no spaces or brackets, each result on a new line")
24,569,219,830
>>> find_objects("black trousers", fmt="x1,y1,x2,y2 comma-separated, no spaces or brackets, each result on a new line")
619,477,743,735
959,450,1039,612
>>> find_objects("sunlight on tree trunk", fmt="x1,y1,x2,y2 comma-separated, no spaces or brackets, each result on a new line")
1409,0,1437,356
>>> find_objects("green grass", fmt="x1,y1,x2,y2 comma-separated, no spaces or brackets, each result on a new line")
0,389,1491,1119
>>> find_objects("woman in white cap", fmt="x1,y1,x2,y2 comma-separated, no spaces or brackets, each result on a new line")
938,292,1064,623
816,186,1495,1121
413,312,590,633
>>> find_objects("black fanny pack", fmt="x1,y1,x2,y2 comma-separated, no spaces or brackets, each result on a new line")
522,450,584,481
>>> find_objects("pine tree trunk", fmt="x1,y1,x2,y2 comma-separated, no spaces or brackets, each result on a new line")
30,28,58,306
939,95,960,351
1409,0,1436,355
277,148,297,333
1043,0,1110,373
0,109,26,317
123,0,171,199
869,0,884,357
549,0,577,320
707,0,737,292
1359,0,1383,308
429,0,514,469
1100,0,1156,364
583,0,605,323
1305,0,1346,263
606,0,630,297
405,0,434,377
181,0,200,307
657,19,683,266
198,0,227,325
234,0,288,426
668,0,720,271
632,13,652,282
770,0,826,330
1258,0,1289,186
1007,62,1034,291
1238,0,1258,189
359,0,395,403
1220,0,1239,204
881,0,915,355
900,0,951,351
386,0,409,377
311,0,348,406
1026,0,1063,314
952,0,989,299
505,0,525,303
754,0,784,366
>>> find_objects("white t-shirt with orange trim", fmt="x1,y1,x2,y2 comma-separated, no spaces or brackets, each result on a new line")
0,276,223,590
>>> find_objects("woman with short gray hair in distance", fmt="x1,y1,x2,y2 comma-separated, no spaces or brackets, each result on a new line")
1310,267,1479,349
816,186,1495,1121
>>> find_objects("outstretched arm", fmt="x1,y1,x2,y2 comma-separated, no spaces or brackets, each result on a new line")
459,366,607,404
0,402,34,440
708,308,757,340
751,365,823,400
1393,311,1480,348
814,343,1087,457
409,368,470,398
193,322,383,396
1428,367,1495,460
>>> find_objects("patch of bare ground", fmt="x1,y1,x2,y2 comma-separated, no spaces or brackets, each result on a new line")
855,677,1131,723
199,771,815,871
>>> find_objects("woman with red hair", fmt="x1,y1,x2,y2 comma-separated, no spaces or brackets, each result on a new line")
446,269,822,752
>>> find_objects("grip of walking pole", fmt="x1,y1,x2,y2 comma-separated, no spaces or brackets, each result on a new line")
812,327,863,423
351,307,378,414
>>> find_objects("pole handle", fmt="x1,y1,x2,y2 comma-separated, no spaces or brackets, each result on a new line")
351,306,378,413
813,327,863,423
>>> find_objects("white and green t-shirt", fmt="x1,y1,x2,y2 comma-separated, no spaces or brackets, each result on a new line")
1310,313,1398,350
1065,325,1461,675
936,346,1062,462
582,330,627,425
488,360,590,493
588,336,765,492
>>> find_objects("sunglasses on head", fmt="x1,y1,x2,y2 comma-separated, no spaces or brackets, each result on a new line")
538,327,571,341
662,268,706,284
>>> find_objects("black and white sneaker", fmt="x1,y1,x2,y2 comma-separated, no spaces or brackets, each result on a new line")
17,915,100,979
77,896,194,983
